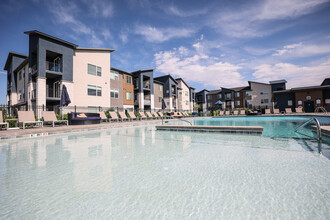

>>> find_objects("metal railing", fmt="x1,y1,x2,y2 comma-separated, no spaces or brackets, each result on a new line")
295,117,322,141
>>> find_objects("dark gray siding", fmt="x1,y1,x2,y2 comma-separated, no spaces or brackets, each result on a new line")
274,92,295,112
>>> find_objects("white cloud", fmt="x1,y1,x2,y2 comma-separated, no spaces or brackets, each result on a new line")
90,0,114,18
135,25,196,43
252,58,330,88
154,45,244,88
211,0,328,38
273,43,330,57
0,71,6,75
165,4,207,17
273,43,303,56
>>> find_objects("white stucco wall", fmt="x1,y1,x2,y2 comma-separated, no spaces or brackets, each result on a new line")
177,80,190,111
250,82,272,108
73,50,111,107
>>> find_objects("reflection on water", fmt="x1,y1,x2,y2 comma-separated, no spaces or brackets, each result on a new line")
0,125,329,219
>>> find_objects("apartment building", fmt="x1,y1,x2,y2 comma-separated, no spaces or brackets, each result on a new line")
132,69,155,110
206,89,222,111
195,89,209,112
4,30,115,116
153,80,164,110
273,78,330,112
189,87,196,112
176,78,190,112
110,68,134,111
154,75,178,111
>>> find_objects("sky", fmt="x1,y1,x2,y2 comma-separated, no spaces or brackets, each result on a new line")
1,0,330,104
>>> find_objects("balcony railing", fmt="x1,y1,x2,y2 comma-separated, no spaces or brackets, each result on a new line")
46,61,62,72
31,64,37,74
31,89,36,99
144,99,151,105
143,81,150,89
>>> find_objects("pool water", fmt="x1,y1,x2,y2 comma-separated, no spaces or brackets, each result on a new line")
0,119,329,219
192,116,330,138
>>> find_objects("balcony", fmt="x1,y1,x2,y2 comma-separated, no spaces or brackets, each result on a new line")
143,81,150,90
144,95,151,105
46,83,61,102
31,89,36,100
31,64,37,75
46,61,62,77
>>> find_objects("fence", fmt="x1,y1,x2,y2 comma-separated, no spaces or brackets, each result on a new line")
0,104,194,118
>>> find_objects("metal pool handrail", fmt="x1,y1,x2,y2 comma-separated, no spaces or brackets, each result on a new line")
295,117,321,141
176,117,192,126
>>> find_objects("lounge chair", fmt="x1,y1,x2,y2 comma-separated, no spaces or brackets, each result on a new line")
157,112,170,119
146,112,156,119
109,112,120,122
219,111,224,116
173,112,182,118
285,108,292,114
247,110,258,115
183,112,189,117
0,111,9,130
151,112,160,119
295,107,304,113
98,111,109,122
265,109,271,114
139,112,148,120
128,112,140,120
273,109,280,114
118,112,131,121
42,111,68,127
18,111,43,129
233,110,239,115
240,110,246,115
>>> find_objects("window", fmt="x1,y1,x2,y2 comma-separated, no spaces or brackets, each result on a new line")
185,91,188,96
260,90,269,95
208,103,211,107
225,93,231,99
246,91,252,96
88,85,102,96
126,91,132,100
235,92,240,97
97,66,102,76
246,100,252,105
126,75,132,84
19,71,22,80
226,101,231,106
159,85,163,91
185,100,189,105
217,94,222,99
207,95,211,100
110,89,119,98
288,100,293,106
316,99,321,104
88,64,102,76
159,97,162,102
298,100,302,105
235,100,240,106
19,90,22,100
110,70,119,80
261,99,269,104
179,100,182,105
306,96,311,100
179,91,182,95
22,69,25,78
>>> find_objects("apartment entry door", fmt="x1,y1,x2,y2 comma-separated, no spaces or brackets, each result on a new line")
304,101,314,112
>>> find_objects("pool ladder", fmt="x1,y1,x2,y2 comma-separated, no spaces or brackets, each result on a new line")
295,118,322,141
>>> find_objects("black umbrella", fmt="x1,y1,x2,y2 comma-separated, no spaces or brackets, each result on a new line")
60,85,71,107
162,98,166,110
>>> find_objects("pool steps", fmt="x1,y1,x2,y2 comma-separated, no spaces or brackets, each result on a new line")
156,125,263,135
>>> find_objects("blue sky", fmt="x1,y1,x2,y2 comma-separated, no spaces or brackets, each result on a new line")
1,0,330,104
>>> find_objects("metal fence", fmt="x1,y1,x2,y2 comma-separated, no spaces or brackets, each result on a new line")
0,104,194,118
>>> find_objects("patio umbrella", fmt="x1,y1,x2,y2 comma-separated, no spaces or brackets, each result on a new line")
60,85,71,107
60,85,71,119
215,100,223,105
162,98,166,110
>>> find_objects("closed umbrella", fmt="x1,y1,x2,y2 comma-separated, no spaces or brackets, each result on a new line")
60,85,71,107
161,98,166,124
60,85,71,119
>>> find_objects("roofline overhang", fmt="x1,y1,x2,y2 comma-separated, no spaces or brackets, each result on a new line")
24,30,78,48
4,52,28,71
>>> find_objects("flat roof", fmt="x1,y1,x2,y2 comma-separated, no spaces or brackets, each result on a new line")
248,81,270,86
76,47,115,52
154,80,164,85
24,30,78,48
229,86,250,91
131,69,154,74
111,67,131,75
154,74,178,84
207,89,222,95
269,79,287,84
4,52,28,71
175,78,190,88
291,85,330,91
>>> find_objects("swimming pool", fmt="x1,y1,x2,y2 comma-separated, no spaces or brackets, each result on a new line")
192,116,330,138
0,118,329,219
